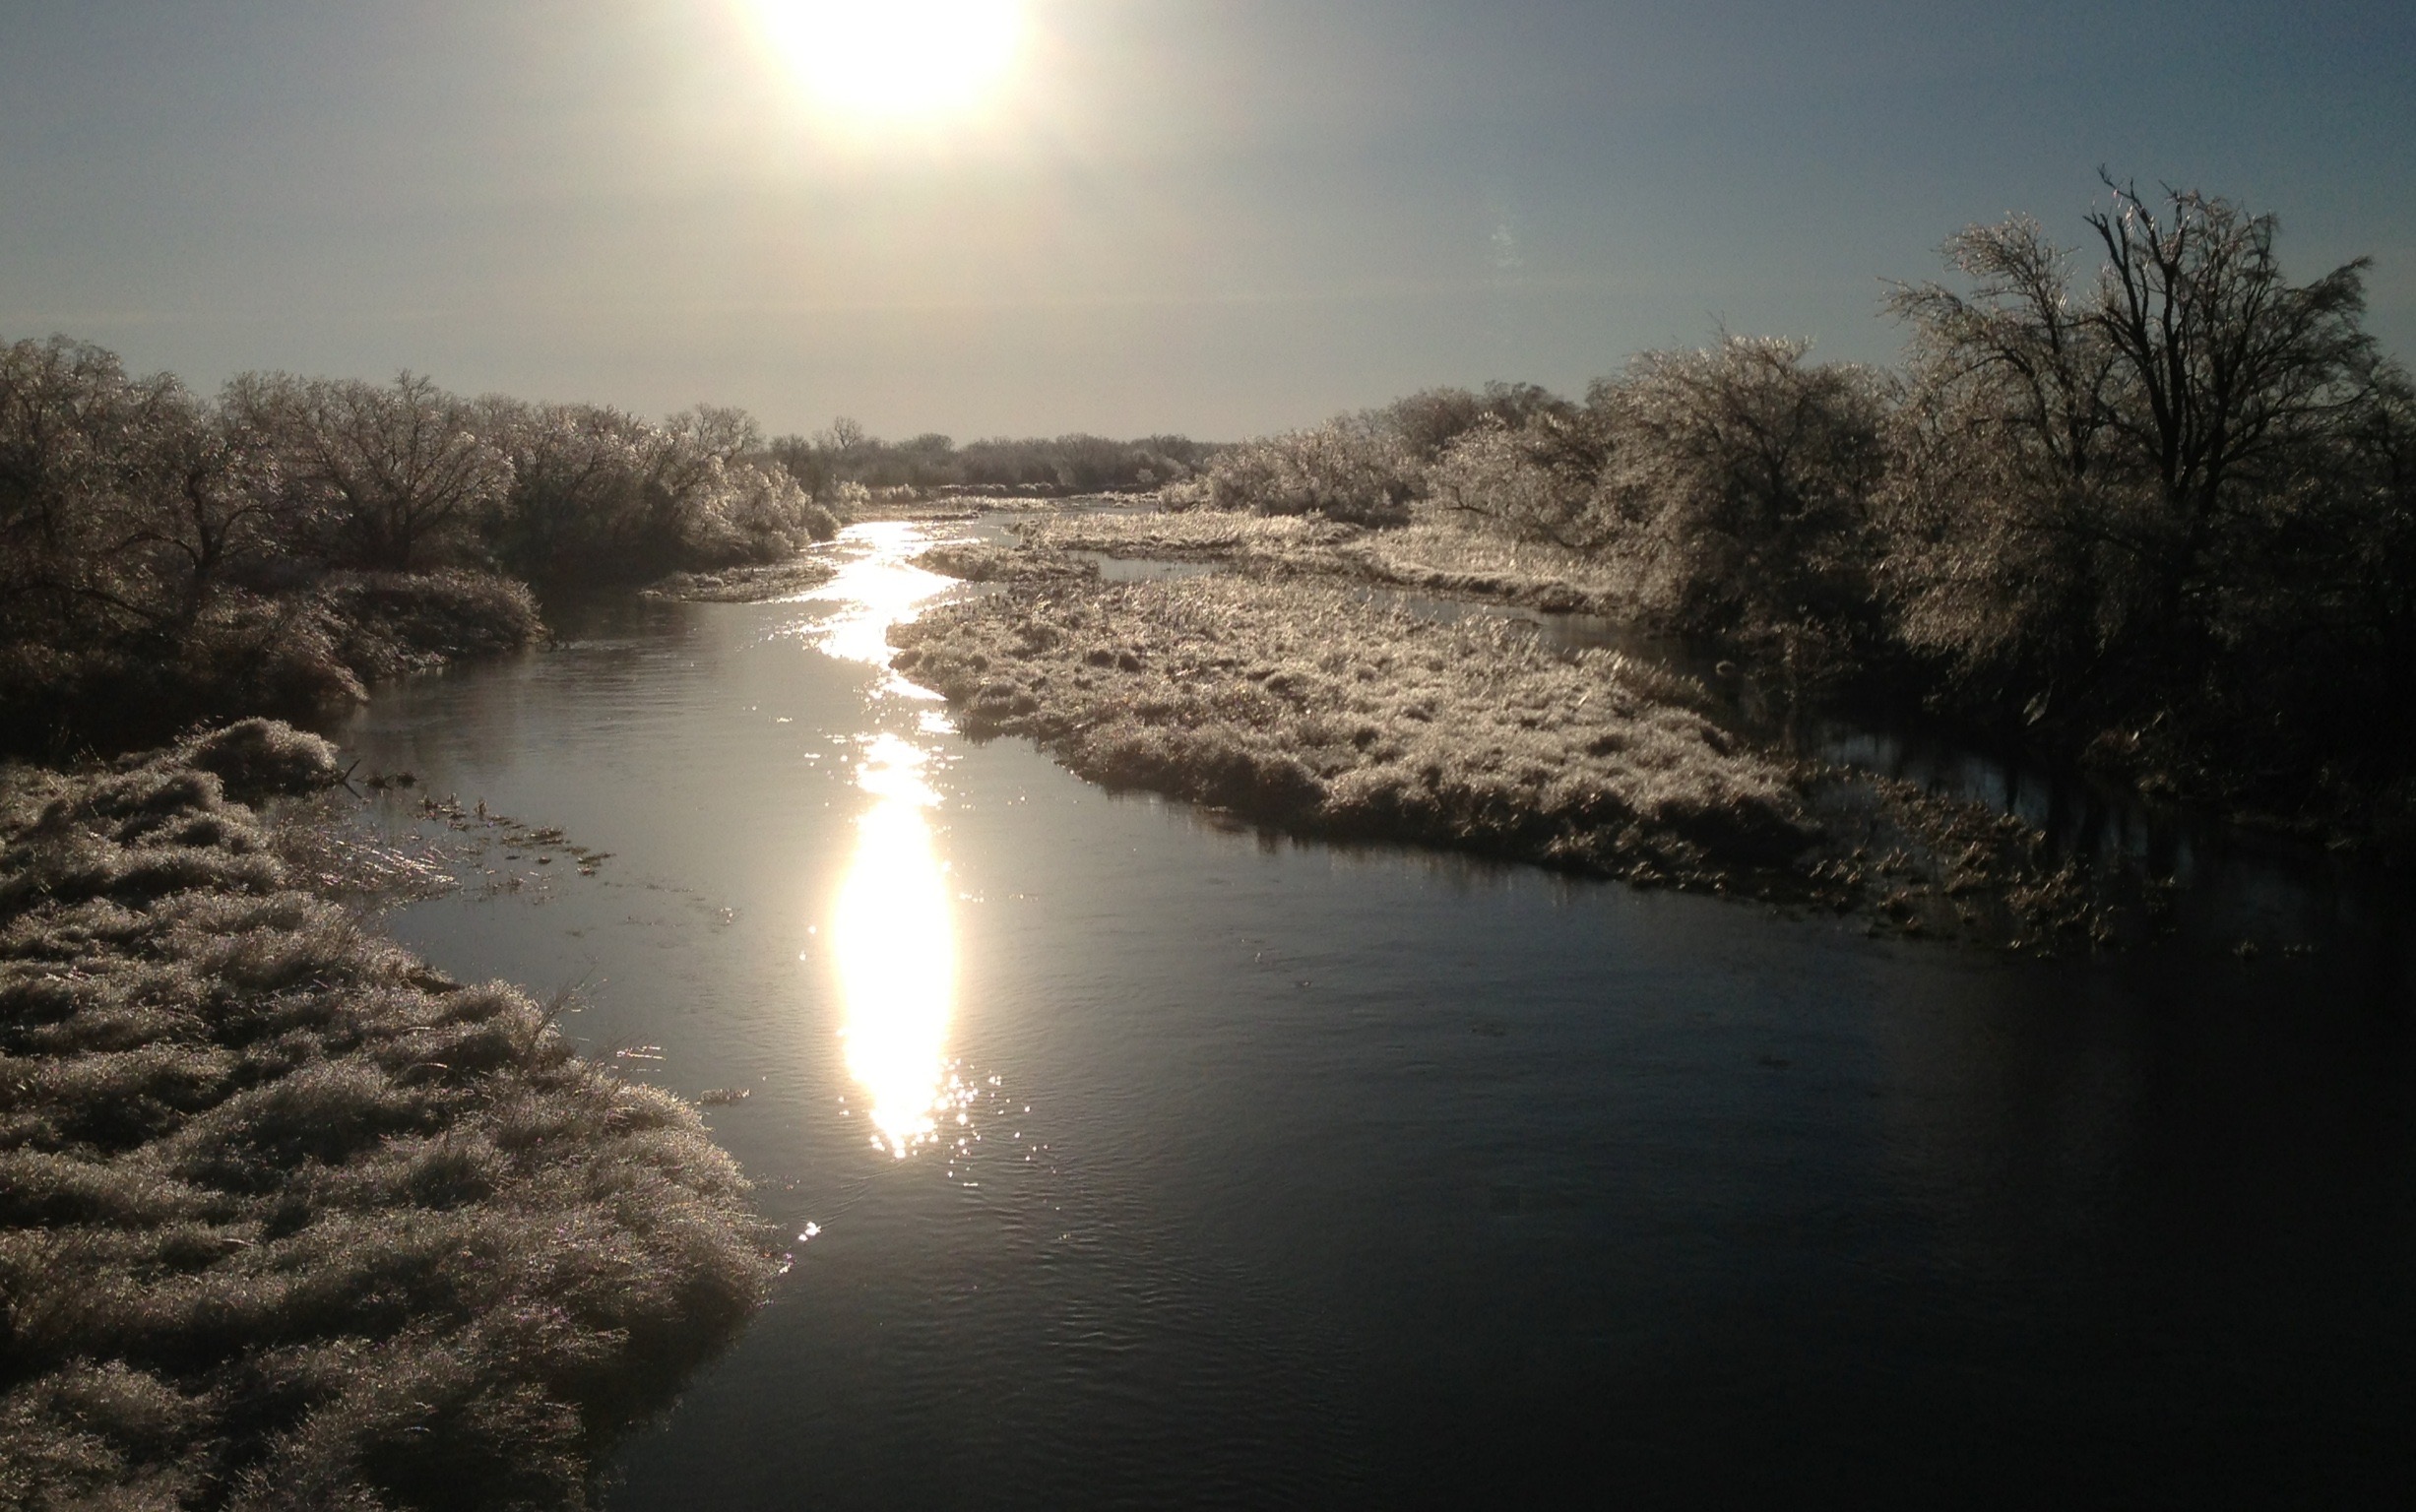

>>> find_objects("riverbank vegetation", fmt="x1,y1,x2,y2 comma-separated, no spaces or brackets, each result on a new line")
893,567,1812,884
770,420,1214,500
1023,510,1635,615
0,330,1235,756
894,556,2109,941
1114,181,2416,849
0,341,842,758
638,557,842,603
0,720,775,1509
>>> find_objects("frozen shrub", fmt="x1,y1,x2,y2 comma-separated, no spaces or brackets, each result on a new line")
318,571,542,682
480,401,838,584
1590,336,1891,670
1427,413,1616,549
1203,418,1419,525
1383,382,1573,463
679,456,837,565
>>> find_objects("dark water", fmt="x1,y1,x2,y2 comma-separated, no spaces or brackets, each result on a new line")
338,522,2416,1509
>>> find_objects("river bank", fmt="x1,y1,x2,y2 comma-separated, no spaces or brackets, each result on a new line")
893,547,2112,945
0,721,774,1510
640,557,841,603
1023,502,2416,857
0,572,546,765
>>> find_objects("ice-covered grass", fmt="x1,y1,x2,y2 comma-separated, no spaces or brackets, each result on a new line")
1020,506,1641,614
910,541,1100,585
893,573,1815,889
318,570,545,682
894,563,2129,941
639,557,840,603
1019,509,1358,562
0,723,774,1511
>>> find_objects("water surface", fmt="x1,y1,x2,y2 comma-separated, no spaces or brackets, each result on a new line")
340,521,2416,1509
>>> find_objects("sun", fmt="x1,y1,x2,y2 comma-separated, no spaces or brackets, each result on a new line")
749,0,1026,125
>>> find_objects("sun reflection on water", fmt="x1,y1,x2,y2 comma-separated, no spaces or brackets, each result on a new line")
832,732,958,1156
814,522,957,681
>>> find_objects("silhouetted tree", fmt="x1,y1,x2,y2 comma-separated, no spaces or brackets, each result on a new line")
476,399,656,576
1886,179,2393,726
133,388,287,625
2084,177,2381,674
1885,216,2130,699
1,338,164,644
232,372,510,571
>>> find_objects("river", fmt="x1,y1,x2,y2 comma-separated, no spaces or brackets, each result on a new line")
338,519,2416,1509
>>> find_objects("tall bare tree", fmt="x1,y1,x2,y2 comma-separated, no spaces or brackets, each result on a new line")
1886,179,2389,714
2084,177,2381,658
233,372,510,572
0,337,194,642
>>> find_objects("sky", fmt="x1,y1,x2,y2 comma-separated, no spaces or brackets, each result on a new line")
3,0,2412,441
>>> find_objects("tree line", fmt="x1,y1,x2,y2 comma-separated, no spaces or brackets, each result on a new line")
12,176,2407,832
1196,180,2416,833
769,420,1213,500
0,351,845,755
0,341,1224,757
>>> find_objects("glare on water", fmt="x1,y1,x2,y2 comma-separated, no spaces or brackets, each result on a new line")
811,523,957,686
830,728,957,1154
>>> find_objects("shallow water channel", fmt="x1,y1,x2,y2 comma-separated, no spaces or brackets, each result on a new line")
340,520,2416,1508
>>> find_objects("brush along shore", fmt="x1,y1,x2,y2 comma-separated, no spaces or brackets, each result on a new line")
639,555,840,603
0,721,775,1511
4,571,545,764
894,554,2114,944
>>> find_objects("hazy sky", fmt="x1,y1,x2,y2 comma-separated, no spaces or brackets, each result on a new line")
4,0,2411,439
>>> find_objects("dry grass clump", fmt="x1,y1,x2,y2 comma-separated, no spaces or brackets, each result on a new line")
178,721,350,808
910,541,1100,585
0,724,774,1511
1021,508,1639,615
638,556,839,603
892,575,1816,888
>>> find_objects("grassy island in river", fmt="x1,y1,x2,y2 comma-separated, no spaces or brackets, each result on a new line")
895,548,2110,944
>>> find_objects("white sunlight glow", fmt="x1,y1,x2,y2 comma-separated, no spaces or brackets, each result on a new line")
750,0,1025,125
813,522,958,692
832,734,957,1156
